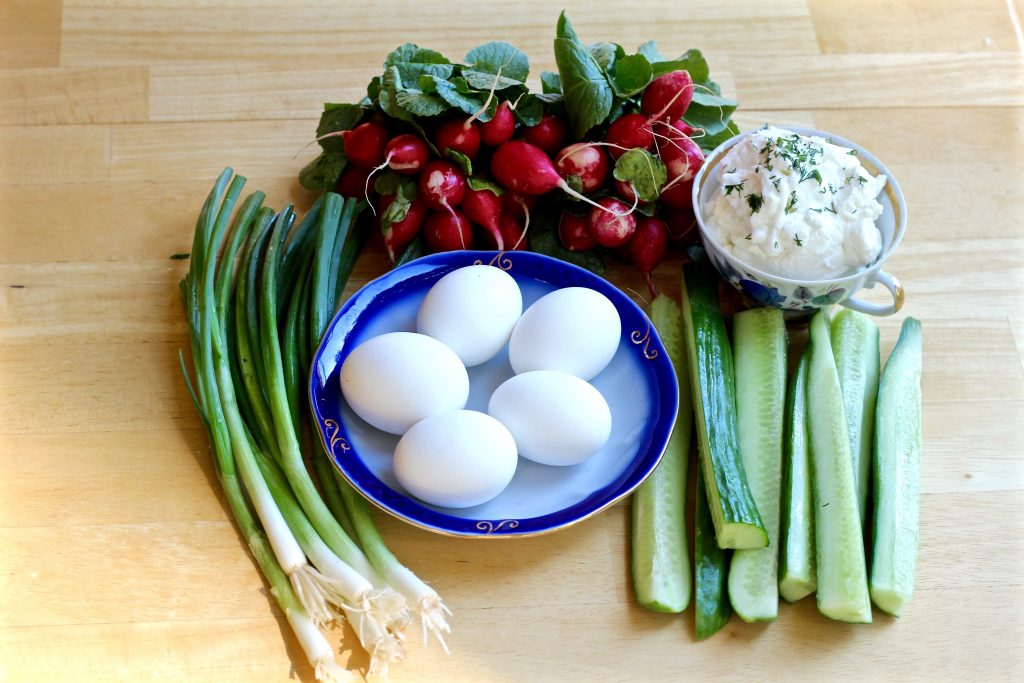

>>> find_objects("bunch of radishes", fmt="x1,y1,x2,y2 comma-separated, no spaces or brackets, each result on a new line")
331,68,703,283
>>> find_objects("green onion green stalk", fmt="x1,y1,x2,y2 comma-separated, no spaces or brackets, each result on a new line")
180,169,450,680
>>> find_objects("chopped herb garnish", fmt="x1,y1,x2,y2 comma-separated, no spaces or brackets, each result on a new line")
725,167,736,174
773,240,779,250
744,233,752,240
724,181,745,196
848,149,859,155
824,201,837,214
784,191,798,214
747,193,764,214
857,176,868,185
799,168,823,185
794,235,803,246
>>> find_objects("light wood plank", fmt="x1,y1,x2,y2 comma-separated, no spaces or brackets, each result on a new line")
0,124,110,185
0,521,272,627
0,262,188,345
109,120,316,182
149,63,369,122
0,341,196,435
809,0,1020,53
814,107,1024,165
0,429,226,527
61,1,815,66
0,67,148,125
733,53,1024,109
0,0,62,68
0,617,335,683
0,179,311,264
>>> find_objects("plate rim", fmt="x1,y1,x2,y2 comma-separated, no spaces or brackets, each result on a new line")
308,249,679,538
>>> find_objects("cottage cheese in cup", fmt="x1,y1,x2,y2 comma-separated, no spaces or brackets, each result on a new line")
704,127,887,280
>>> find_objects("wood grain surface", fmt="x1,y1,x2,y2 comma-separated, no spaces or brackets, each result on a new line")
1,1,1023,681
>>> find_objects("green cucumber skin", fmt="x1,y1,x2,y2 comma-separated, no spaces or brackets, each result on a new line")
778,350,816,603
695,459,732,640
631,295,692,613
806,310,872,624
727,308,787,622
870,317,923,617
831,309,881,525
681,265,767,550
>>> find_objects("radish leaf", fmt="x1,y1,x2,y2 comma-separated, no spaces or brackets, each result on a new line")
465,41,529,81
609,53,653,97
613,149,667,203
554,12,614,137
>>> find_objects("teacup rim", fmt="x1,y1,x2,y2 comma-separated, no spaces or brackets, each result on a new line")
691,125,908,287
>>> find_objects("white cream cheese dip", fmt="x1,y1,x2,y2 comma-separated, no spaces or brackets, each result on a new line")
705,127,887,280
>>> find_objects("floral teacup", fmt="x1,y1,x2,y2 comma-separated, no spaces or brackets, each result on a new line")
691,127,906,316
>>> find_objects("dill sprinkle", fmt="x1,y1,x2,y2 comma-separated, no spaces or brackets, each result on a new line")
747,193,764,214
784,191,798,214
725,181,745,196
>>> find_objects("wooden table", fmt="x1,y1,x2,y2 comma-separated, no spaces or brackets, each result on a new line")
2,1,1022,680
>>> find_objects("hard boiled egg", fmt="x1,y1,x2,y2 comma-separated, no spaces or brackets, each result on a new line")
393,410,518,508
488,370,612,466
340,332,469,434
417,264,523,367
508,287,621,380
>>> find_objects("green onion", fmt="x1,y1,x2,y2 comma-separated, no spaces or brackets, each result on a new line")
180,170,348,682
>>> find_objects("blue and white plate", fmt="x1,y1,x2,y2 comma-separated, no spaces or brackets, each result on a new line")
309,250,679,538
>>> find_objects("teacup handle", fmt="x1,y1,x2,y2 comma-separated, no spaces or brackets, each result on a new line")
839,270,905,317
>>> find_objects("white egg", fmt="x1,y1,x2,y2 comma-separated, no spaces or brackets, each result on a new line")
340,332,469,435
508,287,621,380
417,264,523,367
488,370,612,466
393,410,518,508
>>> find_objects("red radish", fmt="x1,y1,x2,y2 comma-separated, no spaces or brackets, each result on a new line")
383,134,429,175
558,212,595,251
659,177,695,209
662,207,698,244
656,121,704,183
524,115,567,155
492,141,632,216
613,178,637,204
555,143,609,193
341,121,389,168
335,165,373,199
676,121,699,137
587,197,636,247
655,120,703,209
424,209,473,252
641,70,694,122
418,160,466,212
501,191,536,220
604,113,654,159
378,195,428,262
435,118,481,160
479,101,515,146
461,186,504,250
629,216,669,273
490,141,562,195
499,210,529,251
